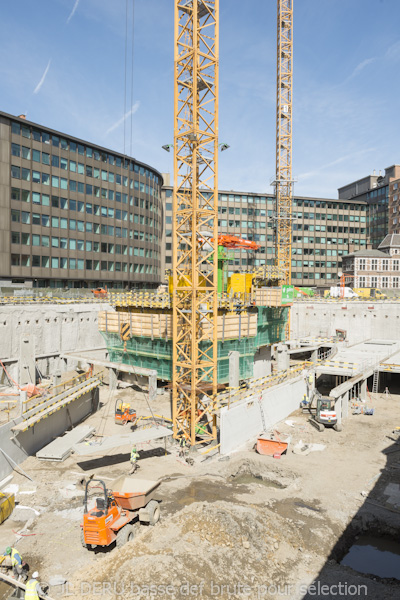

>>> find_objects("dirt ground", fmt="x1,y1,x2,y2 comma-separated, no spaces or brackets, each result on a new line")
1,380,400,600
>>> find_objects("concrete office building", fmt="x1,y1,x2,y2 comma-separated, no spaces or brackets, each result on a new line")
338,165,400,248
161,180,367,287
0,111,164,288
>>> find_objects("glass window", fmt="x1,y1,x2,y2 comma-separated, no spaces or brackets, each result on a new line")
42,152,50,165
32,255,41,267
32,192,41,204
11,143,20,157
70,141,76,152
52,136,59,147
78,144,84,155
42,215,50,227
51,217,59,227
32,234,40,246
78,163,84,174
60,178,68,190
86,165,92,177
11,231,20,244
21,126,30,139
77,240,84,251
86,146,92,158
52,155,59,168
32,149,41,162
21,211,30,224
69,258,76,269
70,160,76,172
52,176,59,188
60,157,68,170
11,166,20,179
77,259,84,270
60,138,68,150
21,146,30,159
21,233,30,245
70,239,76,250
70,219,76,230
32,171,41,184
60,238,67,249
11,122,21,135
60,218,68,229
52,237,59,247
42,173,50,185
60,257,68,269
42,256,50,268
51,257,59,268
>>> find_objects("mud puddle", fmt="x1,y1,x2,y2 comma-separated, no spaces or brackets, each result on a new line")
230,474,284,489
341,536,400,580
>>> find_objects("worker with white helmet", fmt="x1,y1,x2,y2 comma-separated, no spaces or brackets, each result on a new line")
25,571,46,599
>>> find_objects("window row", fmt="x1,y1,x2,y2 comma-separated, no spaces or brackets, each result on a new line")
11,189,160,219
11,254,156,274
11,123,160,183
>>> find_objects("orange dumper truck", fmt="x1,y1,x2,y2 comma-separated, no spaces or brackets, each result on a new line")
81,476,161,550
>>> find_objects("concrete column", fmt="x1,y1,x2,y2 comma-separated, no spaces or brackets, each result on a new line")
335,395,343,426
53,370,62,388
109,368,118,391
342,391,349,419
149,371,157,402
276,343,290,371
62,358,68,373
19,335,35,386
360,379,367,401
229,351,240,388
19,390,27,417
253,345,272,378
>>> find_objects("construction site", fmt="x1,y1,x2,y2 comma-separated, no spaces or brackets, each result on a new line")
1,1,400,599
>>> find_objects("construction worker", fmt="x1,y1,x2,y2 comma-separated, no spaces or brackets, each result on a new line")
25,571,46,599
3,546,23,579
129,445,140,474
178,436,187,458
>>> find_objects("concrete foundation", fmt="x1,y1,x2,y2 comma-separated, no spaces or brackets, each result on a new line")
19,335,35,385
0,386,99,480
229,351,240,388
0,303,110,381
276,343,290,371
291,300,400,344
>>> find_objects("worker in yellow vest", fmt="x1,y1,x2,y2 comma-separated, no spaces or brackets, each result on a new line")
3,546,23,579
25,571,46,599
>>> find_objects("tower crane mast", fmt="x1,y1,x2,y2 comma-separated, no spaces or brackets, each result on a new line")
275,0,293,286
172,0,219,445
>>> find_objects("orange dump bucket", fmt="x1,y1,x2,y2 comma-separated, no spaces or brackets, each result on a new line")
256,438,288,457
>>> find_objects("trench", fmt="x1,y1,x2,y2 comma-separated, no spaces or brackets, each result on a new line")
340,535,400,581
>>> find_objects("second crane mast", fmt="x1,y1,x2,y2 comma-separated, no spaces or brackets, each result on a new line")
275,0,293,286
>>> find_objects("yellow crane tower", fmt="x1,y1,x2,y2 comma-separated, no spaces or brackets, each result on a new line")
172,0,219,444
274,0,293,286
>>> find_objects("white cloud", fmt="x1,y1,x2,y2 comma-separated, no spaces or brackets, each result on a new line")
67,0,80,25
33,59,51,94
297,148,376,182
349,57,376,79
105,102,140,135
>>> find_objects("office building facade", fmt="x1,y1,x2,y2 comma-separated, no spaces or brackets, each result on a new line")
0,111,164,288
162,184,367,287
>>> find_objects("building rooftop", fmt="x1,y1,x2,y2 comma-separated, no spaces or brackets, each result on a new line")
345,249,389,259
378,234,400,249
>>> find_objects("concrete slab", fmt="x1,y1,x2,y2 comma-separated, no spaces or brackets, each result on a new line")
36,425,95,461
72,425,173,456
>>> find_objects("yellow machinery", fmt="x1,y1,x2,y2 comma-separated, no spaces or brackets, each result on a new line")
0,492,15,525
227,273,253,295
353,288,387,300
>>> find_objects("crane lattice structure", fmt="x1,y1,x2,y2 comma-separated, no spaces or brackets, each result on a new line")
274,0,293,285
172,0,219,445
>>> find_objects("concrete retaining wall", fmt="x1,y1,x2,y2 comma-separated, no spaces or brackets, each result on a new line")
291,301,400,344
0,304,110,380
0,387,99,480
220,376,306,454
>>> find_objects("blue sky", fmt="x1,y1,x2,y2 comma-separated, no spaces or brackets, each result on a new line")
1,0,399,198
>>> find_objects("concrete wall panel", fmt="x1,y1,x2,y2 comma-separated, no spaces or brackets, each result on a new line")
220,376,306,454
